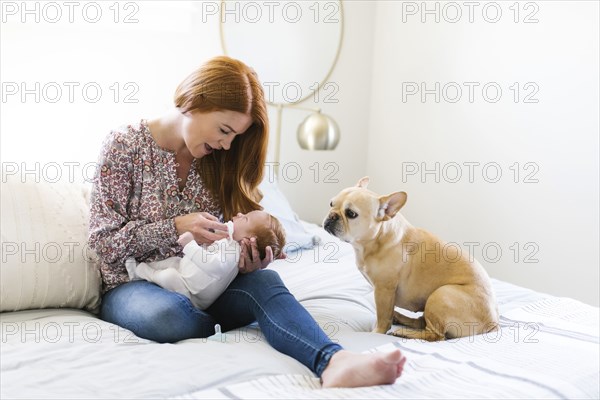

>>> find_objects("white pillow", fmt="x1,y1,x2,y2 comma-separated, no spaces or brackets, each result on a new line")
0,177,101,313
258,178,320,253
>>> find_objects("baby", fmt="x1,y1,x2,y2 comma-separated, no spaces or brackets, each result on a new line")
126,210,286,310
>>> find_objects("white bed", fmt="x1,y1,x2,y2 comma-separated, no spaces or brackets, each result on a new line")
1,180,598,399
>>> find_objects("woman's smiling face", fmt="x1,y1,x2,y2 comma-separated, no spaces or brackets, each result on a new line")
181,109,253,158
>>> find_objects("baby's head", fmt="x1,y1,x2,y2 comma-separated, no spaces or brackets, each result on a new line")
232,210,286,259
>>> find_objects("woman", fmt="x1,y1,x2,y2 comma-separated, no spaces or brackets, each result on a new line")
88,56,406,388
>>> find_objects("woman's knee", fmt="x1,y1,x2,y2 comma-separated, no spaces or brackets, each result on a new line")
234,269,285,290
254,268,285,284
228,269,291,304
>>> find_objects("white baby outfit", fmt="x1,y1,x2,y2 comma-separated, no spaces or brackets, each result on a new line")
125,221,240,310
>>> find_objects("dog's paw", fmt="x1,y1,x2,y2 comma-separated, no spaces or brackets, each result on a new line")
390,329,405,337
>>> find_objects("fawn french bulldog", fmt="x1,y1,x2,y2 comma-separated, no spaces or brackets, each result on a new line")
323,177,499,341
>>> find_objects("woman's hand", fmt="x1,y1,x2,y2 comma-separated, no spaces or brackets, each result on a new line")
238,237,277,274
174,212,228,245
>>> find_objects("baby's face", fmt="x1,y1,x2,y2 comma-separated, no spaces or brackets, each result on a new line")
232,210,270,241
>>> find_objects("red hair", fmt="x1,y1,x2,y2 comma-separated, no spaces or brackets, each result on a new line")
174,56,268,221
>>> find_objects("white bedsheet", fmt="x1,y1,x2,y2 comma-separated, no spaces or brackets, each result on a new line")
1,223,598,399
183,296,599,399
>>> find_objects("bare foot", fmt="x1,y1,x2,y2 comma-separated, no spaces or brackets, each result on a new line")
177,232,194,247
321,349,407,388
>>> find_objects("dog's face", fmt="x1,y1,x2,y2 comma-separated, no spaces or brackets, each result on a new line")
323,177,407,243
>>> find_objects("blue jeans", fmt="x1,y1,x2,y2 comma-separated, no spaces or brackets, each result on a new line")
100,269,342,377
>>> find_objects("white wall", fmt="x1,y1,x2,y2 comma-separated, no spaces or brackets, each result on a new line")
1,2,224,168
367,1,599,306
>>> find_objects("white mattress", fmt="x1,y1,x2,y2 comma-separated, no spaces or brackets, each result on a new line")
1,222,598,399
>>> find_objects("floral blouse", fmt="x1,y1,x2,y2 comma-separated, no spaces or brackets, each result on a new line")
88,120,222,294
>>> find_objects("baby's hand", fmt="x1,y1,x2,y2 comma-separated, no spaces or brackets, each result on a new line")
177,232,195,247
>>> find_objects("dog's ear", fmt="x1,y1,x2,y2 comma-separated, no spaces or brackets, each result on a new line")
377,192,407,221
356,176,370,189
